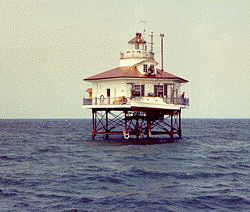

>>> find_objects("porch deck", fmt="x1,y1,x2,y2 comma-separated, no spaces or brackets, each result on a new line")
82,96,189,109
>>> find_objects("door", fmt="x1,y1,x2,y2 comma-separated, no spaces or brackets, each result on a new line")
107,89,110,97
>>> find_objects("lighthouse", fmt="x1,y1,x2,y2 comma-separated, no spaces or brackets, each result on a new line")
83,32,189,141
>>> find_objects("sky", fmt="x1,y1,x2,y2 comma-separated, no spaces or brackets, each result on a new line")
1,0,249,119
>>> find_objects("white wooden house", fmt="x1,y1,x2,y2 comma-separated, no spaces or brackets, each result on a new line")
83,33,189,109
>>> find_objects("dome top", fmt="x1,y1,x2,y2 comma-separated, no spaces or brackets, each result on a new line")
128,33,146,44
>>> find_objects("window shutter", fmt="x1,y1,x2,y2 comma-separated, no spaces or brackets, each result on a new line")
141,85,145,97
154,85,157,96
164,83,168,97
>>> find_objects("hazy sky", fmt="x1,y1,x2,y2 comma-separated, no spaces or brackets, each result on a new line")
1,0,249,119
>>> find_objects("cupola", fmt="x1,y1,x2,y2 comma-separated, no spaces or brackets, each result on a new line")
128,33,146,50
120,33,151,67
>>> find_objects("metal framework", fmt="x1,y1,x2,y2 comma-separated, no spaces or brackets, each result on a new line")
91,108,182,141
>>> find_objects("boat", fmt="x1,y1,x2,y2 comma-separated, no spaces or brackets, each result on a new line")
131,96,186,111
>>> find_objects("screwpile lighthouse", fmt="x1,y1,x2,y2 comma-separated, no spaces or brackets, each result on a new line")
83,32,189,140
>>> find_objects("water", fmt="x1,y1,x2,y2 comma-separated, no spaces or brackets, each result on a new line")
1,119,250,211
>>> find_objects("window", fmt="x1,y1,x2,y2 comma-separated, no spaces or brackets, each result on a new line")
133,84,145,97
158,86,163,96
147,64,155,75
134,85,141,97
154,85,163,97
143,64,148,72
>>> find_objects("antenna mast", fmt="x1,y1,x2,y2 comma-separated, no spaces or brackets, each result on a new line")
140,20,147,51
149,32,154,59
160,33,164,70
140,20,146,35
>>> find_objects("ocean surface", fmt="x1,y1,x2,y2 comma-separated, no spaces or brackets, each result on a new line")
0,119,250,211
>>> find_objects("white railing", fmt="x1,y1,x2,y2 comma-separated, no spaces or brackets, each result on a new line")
163,97,190,106
120,51,150,59
83,96,189,106
83,97,132,106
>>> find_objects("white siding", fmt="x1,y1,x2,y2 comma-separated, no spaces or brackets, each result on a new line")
91,78,181,99
119,58,144,67
92,79,128,98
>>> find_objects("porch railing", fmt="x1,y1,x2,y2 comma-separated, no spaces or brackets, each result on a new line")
83,96,189,106
163,97,190,106
83,97,132,106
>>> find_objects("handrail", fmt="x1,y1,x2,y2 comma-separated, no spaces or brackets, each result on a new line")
120,51,150,59
83,96,189,106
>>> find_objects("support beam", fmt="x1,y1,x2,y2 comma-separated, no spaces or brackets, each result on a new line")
147,120,152,138
92,109,96,140
136,112,139,139
124,110,128,132
89,108,183,141
178,109,182,138
170,113,174,140
105,110,109,139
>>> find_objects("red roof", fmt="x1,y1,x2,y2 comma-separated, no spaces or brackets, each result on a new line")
84,66,188,83
128,33,146,44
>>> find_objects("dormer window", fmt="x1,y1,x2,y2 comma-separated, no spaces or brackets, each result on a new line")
144,64,155,75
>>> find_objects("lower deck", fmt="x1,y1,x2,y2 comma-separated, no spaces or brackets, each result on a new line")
90,107,182,141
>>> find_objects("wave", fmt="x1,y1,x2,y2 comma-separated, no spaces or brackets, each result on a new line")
86,175,126,184
127,167,226,180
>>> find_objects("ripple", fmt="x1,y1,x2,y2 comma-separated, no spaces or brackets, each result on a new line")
86,175,125,184
0,155,15,161
0,189,17,198
1,119,249,211
128,167,225,180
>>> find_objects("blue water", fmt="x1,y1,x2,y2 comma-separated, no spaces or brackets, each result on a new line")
0,119,250,211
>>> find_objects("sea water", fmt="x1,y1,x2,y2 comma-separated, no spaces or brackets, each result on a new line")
0,119,250,211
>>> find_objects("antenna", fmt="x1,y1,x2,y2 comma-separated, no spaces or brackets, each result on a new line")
149,32,154,59
140,20,146,36
140,20,147,51
141,20,147,37
160,33,164,70
149,32,153,52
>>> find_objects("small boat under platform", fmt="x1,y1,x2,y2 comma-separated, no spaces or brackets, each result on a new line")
131,97,189,111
